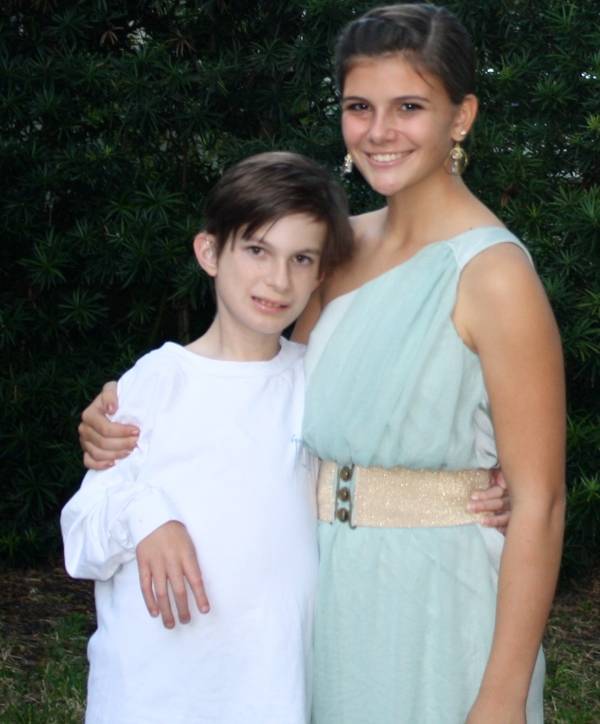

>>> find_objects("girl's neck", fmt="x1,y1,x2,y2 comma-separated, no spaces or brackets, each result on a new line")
381,172,473,252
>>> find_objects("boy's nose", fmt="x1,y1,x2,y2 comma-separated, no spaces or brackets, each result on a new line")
266,260,291,291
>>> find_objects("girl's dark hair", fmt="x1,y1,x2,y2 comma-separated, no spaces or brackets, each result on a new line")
335,3,475,104
204,151,354,275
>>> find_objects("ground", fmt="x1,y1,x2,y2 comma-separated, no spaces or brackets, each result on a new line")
0,563,598,722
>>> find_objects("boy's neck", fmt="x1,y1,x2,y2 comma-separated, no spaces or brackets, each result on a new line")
186,318,281,362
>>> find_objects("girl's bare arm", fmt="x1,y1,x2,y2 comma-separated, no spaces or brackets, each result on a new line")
460,244,565,722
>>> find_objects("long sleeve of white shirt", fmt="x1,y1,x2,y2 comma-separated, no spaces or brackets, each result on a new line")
61,354,182,581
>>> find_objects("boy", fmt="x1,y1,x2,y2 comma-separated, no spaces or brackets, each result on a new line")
61,152,354,724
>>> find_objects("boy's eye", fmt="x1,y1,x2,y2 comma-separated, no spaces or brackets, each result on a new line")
247,245,264,255
294,254,314,265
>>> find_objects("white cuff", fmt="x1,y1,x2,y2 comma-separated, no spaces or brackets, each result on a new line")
121,487,182,548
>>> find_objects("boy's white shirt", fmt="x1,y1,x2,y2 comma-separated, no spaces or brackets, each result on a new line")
61,359,182,581
60,339,318,724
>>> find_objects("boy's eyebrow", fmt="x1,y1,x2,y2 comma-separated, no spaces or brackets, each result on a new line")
244,236,322,255
298,247,323,256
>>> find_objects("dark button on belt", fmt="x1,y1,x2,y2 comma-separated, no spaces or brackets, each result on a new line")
337,487,351,502
339,465,353,481
336,508,350,523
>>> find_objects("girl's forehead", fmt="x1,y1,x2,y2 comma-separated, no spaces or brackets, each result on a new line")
343,53,446,98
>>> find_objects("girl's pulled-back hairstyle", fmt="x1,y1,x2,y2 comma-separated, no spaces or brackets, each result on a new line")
204,151,354,275
335,3,475,104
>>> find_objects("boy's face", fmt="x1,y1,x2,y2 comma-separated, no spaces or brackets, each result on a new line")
195,213,325,347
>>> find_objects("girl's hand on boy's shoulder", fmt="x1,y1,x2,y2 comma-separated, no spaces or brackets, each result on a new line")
136,521,210,629
79,382,138,470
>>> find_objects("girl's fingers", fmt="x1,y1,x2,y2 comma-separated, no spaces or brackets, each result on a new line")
468,496,504,514
81,440,119,463
81,429,138,454
472,483,506,501
100,381,119,413
80,414,139,444
82,451,115,471
490,468,508,489
482,512,510,529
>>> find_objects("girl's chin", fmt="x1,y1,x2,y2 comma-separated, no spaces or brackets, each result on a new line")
361,174,408,197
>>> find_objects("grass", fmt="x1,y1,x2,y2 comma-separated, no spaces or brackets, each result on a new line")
0,615,87,723
543,575,600,723
0,566,598,722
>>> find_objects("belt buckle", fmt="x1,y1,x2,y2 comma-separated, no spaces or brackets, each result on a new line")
334,464,356,529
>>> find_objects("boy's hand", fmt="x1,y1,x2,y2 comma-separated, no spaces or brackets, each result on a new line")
467,468,510,533
136,521,210,628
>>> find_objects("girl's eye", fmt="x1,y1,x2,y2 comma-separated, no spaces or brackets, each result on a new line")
247,245,264,256
399,102,422,112
344,102,370,113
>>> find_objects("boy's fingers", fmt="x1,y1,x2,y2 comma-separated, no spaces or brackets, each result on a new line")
154,580,176,629
138,563,159,617
185,561,210,614
167,567,191,624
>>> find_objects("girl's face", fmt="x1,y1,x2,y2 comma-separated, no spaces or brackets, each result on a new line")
341,53,475,198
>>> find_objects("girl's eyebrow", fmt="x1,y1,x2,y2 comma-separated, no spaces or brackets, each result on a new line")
342,94,430,103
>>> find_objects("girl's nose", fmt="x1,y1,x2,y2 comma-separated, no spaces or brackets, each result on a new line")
368,109,396,144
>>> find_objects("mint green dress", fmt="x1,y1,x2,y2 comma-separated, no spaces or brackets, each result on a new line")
303,227,545,724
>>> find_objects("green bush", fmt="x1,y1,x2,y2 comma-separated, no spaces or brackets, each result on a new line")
1,1,598,575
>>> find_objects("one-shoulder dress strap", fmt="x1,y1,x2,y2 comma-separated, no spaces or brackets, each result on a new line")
448,226,534,272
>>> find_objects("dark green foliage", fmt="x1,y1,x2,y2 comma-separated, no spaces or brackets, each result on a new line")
1,1,598,575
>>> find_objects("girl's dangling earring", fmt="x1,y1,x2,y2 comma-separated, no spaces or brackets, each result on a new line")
446,130,469,176
343,153,354,175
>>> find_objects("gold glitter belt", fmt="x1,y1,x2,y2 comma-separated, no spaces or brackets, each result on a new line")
317,461,489,528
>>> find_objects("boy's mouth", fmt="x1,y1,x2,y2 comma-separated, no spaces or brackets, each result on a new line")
252,296,289,312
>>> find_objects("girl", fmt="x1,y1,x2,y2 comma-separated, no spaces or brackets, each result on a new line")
296,5,564,723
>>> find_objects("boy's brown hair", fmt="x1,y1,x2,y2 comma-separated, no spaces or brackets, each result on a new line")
204,151,354,275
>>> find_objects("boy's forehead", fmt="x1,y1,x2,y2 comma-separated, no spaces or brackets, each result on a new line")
242,214,327,249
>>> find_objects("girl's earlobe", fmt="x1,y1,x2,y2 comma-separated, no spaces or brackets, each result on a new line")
193,232,218,277
455,93,478,138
